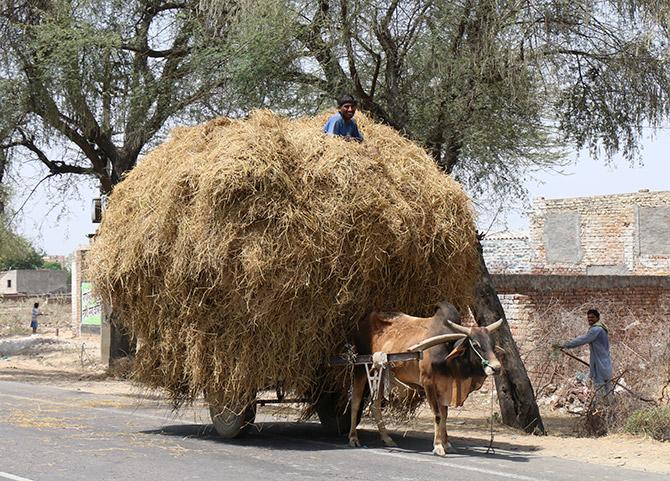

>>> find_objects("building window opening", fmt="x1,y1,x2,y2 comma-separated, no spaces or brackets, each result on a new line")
6,279,11,288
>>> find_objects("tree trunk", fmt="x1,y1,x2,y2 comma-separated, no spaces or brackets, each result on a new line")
470,236,546,434
0,149,7,217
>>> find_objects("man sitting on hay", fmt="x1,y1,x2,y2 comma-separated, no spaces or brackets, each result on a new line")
323,94,364,142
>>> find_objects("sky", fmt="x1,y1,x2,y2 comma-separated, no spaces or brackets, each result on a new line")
480,132,670,235
8,131,670,256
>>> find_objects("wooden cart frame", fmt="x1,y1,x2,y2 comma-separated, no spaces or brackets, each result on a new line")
209,351,423,438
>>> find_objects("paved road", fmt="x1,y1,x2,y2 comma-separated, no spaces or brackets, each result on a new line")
0,380,665,481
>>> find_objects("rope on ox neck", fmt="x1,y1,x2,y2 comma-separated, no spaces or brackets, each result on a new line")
468,338,491,370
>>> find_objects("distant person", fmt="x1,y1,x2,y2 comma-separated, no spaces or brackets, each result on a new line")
30,302,42,334
323,94,363,142
554,308,613,401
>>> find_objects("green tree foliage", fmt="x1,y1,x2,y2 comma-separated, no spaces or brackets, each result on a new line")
41,260,63,270
0,0,268,193
0,223,44,270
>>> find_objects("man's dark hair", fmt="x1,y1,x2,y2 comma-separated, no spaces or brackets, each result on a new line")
587,308,600,319
34,302,39,308
337,94,358,107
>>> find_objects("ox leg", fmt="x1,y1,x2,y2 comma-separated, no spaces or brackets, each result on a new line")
440,404,450,453
426,387,449,456
372,386,397,447
348,370,367,447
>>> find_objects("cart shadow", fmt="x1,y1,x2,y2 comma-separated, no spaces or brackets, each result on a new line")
141,421,536,462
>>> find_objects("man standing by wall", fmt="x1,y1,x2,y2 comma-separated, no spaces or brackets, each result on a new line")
323,94,364,142
555,308,613,401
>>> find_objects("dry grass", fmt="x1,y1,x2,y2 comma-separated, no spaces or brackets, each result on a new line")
88,110,479,413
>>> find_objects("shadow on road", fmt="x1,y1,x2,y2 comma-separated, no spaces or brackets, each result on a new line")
141,421,536,463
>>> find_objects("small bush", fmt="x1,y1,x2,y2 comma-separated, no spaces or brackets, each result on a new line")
624,406,670,441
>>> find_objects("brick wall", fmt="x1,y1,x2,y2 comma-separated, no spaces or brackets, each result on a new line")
498,284,669,343
529,190,670,275
71,246,92,333
481,191,670,388
481,232,532,273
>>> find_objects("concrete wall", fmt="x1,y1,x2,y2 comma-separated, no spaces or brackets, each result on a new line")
0,271,18,295
14,269,70,295
1,270,69,295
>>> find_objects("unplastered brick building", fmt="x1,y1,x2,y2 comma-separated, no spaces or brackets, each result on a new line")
483,190,670,363
529,190,670,275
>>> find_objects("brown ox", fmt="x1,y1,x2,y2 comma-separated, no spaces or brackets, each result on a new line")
348,301,502,456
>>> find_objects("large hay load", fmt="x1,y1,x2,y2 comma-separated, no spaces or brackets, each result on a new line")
89,110,479,430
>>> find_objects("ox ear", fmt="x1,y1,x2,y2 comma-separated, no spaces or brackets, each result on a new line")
446,338,467,362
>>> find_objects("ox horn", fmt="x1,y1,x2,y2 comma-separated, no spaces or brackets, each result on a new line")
408,333,467,352
446,320,471,336
486,319,503,332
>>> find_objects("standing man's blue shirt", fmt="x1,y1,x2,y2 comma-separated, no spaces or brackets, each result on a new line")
562,324,612,384
323,112,363,141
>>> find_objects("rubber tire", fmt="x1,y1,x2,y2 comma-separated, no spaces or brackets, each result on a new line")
314,392,364,436
209,402,257,438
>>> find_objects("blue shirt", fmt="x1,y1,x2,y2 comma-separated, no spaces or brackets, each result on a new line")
323,113,363,141
562,325,612,384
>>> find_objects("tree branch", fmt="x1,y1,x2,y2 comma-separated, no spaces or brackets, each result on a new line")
6,172,58,224
146,2,187,14
295,1,351,97
340,1,367,98
17,132,98,176
119,43,191,58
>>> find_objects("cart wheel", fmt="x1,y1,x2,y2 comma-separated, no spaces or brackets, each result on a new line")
209,402,256,438
314,392,364,436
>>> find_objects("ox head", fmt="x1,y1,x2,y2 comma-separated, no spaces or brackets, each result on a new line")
409,319,503,376
444,320,503,375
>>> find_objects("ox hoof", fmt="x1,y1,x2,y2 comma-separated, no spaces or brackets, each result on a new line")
432,445,447,457
349,438,361,448
382,437,397,447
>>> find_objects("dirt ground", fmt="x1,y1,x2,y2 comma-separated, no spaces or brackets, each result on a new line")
1,334,669,475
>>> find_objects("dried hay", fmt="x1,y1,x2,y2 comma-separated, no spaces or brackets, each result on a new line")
88,110,479,412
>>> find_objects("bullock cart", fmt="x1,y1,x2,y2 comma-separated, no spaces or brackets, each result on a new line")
208,351,423,438
88,111,481,444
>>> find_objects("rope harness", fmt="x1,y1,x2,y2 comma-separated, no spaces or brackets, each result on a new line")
468,338,491,370
362,351,421,406
365,352,391,402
